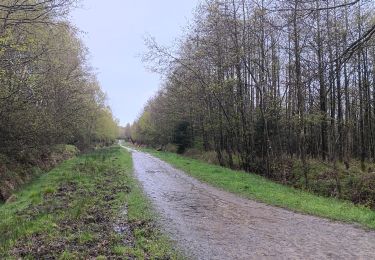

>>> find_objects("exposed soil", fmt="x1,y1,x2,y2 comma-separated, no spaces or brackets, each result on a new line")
130,149,375,260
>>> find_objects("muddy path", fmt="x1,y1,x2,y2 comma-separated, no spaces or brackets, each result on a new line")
128,148,375,259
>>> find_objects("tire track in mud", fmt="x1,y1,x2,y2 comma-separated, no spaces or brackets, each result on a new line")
128,148,375,260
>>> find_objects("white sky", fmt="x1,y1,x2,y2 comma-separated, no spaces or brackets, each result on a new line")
71,0,200,126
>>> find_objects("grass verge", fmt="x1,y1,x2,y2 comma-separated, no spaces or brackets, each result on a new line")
144,148,375,230
0,146,179,259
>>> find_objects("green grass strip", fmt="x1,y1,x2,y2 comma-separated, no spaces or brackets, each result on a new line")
0,146,180,259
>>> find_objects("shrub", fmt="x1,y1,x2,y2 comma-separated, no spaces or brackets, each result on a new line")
165,143,178,153
344,171,375,208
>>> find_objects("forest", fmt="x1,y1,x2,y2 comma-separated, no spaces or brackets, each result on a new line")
2,1,375,258
0,0,118,201
129,0,375,207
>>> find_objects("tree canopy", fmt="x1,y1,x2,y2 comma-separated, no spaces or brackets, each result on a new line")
0,0,118,159
132,0,375,181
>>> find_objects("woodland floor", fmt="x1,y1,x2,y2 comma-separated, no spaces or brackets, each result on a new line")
129,147,375,259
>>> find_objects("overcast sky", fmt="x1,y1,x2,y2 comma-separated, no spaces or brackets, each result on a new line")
71,0,199,126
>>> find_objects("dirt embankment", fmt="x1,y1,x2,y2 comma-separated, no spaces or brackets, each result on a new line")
0,145,78,202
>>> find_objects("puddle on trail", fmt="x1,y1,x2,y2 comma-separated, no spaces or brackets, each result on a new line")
130,149,375,260
113,206,134,247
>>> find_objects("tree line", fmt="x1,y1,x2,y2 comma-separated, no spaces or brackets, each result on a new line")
0,0,118,162
131,0,375,190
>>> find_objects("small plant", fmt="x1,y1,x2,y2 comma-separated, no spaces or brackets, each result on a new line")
59,251,78,260
43,187,56,195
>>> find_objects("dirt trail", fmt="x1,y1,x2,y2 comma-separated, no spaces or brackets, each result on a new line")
128,148,375,260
